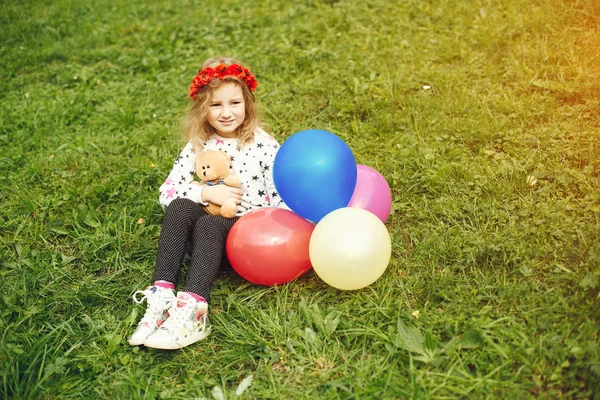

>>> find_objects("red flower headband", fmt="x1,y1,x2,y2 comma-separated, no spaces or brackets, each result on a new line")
189,63,258,98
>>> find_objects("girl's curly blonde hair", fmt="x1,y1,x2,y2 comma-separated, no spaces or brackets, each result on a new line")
183,56,260,152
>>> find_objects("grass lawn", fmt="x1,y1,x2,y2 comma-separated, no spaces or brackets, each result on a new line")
1,0,599,398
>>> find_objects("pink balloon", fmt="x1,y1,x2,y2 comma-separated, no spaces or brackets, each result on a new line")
347,164,392,223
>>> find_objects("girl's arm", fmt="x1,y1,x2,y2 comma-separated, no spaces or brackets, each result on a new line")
262,142,289,209
158,142,206,209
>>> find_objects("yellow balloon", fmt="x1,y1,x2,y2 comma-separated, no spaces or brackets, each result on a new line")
309,207,391,290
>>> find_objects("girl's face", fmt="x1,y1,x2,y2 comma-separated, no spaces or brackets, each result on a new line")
207,82,246,138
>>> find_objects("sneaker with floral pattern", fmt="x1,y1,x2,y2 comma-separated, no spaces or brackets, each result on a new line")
144,292,210,350
128,285,176,346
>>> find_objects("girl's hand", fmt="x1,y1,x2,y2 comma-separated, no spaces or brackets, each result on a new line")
202,185,243,206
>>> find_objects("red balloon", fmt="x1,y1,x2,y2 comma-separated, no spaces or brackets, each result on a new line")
226,208,314,286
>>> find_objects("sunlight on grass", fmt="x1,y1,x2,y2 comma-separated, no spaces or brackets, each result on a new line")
1,0,599,398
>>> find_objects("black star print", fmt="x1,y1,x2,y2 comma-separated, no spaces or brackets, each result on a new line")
182,191,187,196
258,190,265,196
272,192,278,197
181,175,186,180
257,143,263,148
189,171,195,175
264,165,270,171
231,156,235,161
252,175,259,180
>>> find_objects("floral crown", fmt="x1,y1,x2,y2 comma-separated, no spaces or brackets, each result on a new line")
189,63,258,98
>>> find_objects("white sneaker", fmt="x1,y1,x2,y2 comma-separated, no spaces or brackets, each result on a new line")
128,285,176,346
144,292,211,350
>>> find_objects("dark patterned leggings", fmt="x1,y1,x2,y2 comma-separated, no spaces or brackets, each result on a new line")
152,197,239,302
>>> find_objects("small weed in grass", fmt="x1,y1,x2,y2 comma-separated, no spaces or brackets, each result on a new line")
1,0,599,398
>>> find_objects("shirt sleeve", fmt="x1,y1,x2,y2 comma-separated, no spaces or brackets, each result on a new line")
158,142,206,209
262,141,289,210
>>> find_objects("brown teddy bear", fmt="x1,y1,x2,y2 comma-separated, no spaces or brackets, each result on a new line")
195,150,242,218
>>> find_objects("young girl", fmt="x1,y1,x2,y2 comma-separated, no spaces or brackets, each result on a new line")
128,56,285,350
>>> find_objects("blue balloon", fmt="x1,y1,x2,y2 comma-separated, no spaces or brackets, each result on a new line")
273,129,357,222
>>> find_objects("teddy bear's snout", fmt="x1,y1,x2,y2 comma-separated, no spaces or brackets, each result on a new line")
203,166,217,180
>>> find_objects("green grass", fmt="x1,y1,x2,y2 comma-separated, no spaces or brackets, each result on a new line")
1,0,599,398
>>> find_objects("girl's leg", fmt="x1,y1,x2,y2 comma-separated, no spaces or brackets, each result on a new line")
152,198,208,285
184,214,239,302
129,198,207,347
144,214,238,350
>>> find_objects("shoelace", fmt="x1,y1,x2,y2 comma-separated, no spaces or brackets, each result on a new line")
132,288,175,326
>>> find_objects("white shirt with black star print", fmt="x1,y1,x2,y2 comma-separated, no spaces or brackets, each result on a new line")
158,128,286,216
